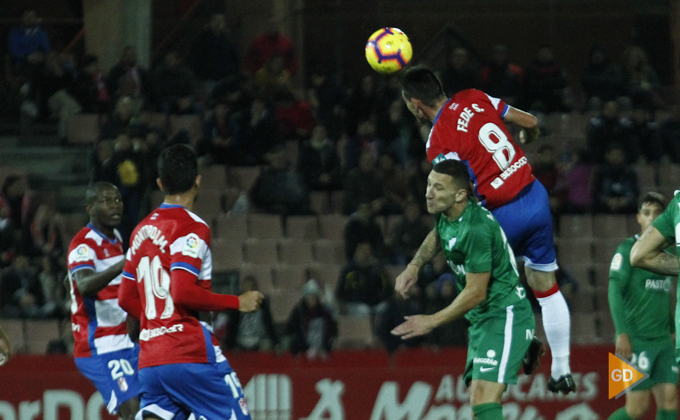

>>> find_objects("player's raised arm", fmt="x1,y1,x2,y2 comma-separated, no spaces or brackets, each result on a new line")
73,260,125,296
170,269,263,312
503,106,540,144
630,225,677,276
395,228,441,298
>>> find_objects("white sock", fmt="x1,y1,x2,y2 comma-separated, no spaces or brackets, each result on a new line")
537,290,571,379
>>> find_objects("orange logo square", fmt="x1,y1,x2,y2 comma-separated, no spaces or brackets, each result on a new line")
608,353,649,398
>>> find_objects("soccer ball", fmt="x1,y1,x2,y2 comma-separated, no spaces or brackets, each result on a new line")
365,27,412,74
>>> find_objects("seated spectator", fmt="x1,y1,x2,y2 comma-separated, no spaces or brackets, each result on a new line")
23,203,62,262
255,54,293,96
344,202,385,261
532,145,567,215
37,256,67,318
387,201,431,265
241,95,280,162
377,288,425,353
275,88,315,141
99,96,136,140
345,75,378,137
307,65,346,132
0,255,43,318
623,45,664,109
71,54,111,114
41,53,81,140
286,279,337,358
246,21,298,75
523,45,569,113
424,274,469,347
222,276,278,351
377,99,417,165
480,44,524,105
190,13,240,87
591,143,639,214
656,104,680,164
342,151,385,215
379,152,408,214
7,9,51,101
152,51,196,114
620,104,657,163
251,146,311,216
439,47,480,97
586,100,625,164
561,148,593,214
1,175,28,229
581,44,626,110
199,100,242,165
336,242,391,316
107,46,152,104
298,123,342,191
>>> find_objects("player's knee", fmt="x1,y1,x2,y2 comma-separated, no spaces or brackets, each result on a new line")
118,398,140,420
625,397,649,419
524,267,556,292
659,386,678,410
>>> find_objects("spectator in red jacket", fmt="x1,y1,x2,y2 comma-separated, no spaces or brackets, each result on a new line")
246,20,297,75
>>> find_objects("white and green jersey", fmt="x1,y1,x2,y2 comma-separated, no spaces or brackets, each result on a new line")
436,198,527,324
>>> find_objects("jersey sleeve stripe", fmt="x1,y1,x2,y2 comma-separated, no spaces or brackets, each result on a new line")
500,104,509,118
70,263,95,274
122,270,136,280
170,262,200,275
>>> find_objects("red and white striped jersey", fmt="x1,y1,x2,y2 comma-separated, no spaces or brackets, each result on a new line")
121,204,225,369
67,224,133,358
426,89,535,209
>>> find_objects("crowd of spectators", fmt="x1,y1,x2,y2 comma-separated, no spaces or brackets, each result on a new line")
3,8,680,356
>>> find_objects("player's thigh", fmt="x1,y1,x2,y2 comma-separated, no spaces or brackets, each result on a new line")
624,390,651,419
524,266,556,292
652,383,679,410
469,379,505,406
74,346,141,415
649,342,679,409
118,397,140,420
466,303,534,386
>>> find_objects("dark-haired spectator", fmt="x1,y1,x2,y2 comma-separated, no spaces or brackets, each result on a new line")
581,44,626,110
387,201,431,265
440,47,480,97
592,143,639,214
70,54,111,114
275,88,315,141
1,176,27,229
344,202,385,261
562,149,593,214
0,255,42,318
424,274,469,347
622,45,664,109
99,96,136,140
342,151,385,215
308,66,346,132
42,53,81,140
343,120,384,171
37,256,67,318
298,124,342,191
532,145,567,215
190,14,240,87
586,100,625,164
107,46,152,103
480,44,524,105
523,45,569,113
336,242,391,316
377,100,416,165
23,203,62,262
620,105,657,163
286,279,337,358
152,51,196,114
246,22,297,75
251,146,311,216
198,100,241,165
656,104,680,164
7,9,51,104
223,276,278,351
241,96,280,162
345,75,378,137
377,288,425,352
379,153,408,214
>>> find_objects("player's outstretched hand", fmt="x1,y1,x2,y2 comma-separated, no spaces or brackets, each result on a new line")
395,264,419,299
239,291,264,313
0,326,12,366
615,333,632,361
519,126,540,145
391,315,435,340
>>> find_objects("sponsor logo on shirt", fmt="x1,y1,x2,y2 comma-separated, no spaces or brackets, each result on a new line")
644,278,671,292
474,350,498,367
498,156,527,181
490,177,504,189
74,245,89,262
239,398,249,415
610,253,623,271
117,377,128,392
139,324,184,341
182,233,201,258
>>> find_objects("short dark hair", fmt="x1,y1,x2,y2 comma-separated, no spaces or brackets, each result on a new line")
401,65,446,107
638,191,666,212
158,144,198,195
432,159,470,190
86,182,117,205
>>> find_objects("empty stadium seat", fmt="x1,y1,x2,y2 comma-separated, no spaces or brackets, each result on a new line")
198,165,228,191
67,114,99,144
285,215,319,240
24,320,60,354
313,240,345,264
593,215,629,239
318,215,348,239
239,264,274,295
168,115,202,146
336,315,374,349
243,239,279,264
211,240,244,272
216,214,248,240
309,191,330,215
279,240,314,264
558,214,593,239
330,191,344,214
269,289,302,324
592,239,623,265
192,190,223,222
308,263,343,290
248,214,283,239
228,166,262,192
272,264,308,289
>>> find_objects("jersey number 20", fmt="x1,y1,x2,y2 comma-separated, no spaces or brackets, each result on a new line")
478,122,516,171
137,256,175,320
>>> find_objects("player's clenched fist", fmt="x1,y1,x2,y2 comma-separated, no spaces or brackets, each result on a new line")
395,264,419,298
239,291,264,313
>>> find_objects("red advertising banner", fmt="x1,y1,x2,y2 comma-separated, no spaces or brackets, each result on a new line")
0,345,655,420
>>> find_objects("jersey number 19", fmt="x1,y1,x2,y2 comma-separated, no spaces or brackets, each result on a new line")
137,256,175,320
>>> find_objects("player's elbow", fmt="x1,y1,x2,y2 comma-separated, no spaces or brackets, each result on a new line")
629,245,644,267
524,113,539,129
469,289,487,307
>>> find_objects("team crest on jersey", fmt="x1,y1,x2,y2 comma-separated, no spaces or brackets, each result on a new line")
610,253,623,271
239,398,249,415
182,233,201,258
73,244,90,262
118,377,128,392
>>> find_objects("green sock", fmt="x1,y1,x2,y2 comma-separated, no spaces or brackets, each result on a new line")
472,403,503,420
656,410,677,420
608,408,633,420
